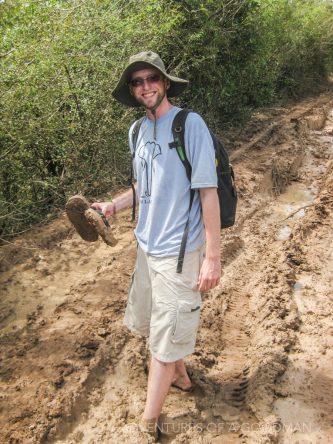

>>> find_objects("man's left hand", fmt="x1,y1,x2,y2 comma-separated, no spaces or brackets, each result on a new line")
197,257,221,292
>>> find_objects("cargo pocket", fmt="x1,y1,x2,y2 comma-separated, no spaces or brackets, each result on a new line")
171,301,201,345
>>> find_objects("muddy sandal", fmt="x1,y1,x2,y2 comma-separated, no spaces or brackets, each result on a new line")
85,208,118,246
65,195,117,246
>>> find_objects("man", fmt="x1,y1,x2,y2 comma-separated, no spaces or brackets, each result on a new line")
93,51,221,440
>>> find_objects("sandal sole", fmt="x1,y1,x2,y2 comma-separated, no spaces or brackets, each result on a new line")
85,209,118,247
66,195,98,242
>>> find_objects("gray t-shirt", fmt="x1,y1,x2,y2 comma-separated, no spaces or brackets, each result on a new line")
129,106,217,257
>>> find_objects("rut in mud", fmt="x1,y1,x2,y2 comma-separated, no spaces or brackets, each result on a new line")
1,89,333,444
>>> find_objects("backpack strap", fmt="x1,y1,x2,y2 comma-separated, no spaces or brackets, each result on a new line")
130,117,145,221
132,117,145,153
169,109,192,181
169,109,196,274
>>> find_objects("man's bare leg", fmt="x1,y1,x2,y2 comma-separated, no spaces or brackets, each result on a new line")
143,356,175,419
172,359,192,390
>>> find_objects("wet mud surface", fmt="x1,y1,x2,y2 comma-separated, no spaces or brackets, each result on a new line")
1,90,333,443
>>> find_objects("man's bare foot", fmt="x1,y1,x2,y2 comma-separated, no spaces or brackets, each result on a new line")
171,374,193,392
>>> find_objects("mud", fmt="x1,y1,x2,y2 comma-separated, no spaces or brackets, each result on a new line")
1,89,333,444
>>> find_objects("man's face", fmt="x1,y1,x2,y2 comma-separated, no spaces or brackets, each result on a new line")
129,68,169,110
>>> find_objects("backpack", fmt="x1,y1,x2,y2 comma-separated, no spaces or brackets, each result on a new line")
131,109,237,273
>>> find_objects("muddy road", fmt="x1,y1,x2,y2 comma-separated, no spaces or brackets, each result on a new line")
1,89,333,444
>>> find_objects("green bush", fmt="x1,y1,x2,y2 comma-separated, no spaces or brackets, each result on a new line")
1,0,333,238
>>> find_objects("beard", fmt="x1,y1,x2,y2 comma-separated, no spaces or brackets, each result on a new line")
135,89,167,112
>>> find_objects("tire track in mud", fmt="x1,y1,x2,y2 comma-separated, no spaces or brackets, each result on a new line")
231,107,333,442
1,90,333,444
272,159,333,443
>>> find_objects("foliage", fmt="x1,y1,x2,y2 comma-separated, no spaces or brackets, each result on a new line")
1,0,333,238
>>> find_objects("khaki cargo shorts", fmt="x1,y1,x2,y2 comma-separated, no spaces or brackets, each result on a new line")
123,245,205,363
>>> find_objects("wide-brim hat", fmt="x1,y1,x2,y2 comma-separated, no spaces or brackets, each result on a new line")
112,51,189,107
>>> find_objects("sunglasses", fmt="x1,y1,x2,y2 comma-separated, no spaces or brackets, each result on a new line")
128,74,163,88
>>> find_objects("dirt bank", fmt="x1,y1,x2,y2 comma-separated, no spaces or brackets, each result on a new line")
1,89,333,444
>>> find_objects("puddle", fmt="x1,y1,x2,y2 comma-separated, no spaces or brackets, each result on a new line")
274,398,318,430
322,109,333,151
293,281,304,311
293,281,303,296
273,183,318,241
293,276,315,314
319,134,333,154
274,108,332,239
277,225,292,241
319,135,333,144
276,183,317,214
273,397,325,443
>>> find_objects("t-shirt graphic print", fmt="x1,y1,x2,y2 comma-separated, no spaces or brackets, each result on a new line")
138,142,162,201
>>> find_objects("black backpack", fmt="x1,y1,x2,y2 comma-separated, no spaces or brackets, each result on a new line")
131,109,237,273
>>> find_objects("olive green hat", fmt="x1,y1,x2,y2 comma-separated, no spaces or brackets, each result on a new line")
112,51,188,107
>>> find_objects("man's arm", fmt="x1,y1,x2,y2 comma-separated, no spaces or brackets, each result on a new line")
197,187,221,292
91,182,137,218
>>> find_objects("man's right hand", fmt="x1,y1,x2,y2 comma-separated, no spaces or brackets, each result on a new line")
91,201,116,218
91,186,136,219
